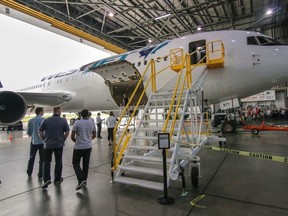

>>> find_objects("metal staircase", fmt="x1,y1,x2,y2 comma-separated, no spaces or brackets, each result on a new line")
111,40,225,191
113,66,208,191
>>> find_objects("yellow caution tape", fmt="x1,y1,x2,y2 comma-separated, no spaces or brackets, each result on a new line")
190,194,206,208
205,146,288,163
172,141,288,164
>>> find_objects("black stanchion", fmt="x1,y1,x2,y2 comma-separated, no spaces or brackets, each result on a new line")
157,133,174,205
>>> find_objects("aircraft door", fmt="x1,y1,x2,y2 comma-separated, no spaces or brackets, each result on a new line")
189,40,206,64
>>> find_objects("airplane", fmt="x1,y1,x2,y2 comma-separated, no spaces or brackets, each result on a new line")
0,30,287,128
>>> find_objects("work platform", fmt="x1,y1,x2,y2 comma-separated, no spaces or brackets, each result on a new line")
0,127,288,215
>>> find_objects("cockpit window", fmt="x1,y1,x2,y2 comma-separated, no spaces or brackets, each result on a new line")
247,36,258,45
256,36,283,46
247,36,284,46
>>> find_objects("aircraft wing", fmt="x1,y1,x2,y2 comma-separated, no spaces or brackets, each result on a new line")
17,91,72,107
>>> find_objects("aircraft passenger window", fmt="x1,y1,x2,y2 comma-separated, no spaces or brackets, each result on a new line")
256,36,283,46
138,62,141,67
144,60,147,65
164,56,168,61
247,36,258,45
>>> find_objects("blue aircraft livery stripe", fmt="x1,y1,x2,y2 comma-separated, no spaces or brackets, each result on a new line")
88,40,171,70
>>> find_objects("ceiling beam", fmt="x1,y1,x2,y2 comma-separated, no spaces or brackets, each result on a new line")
0,0,126,53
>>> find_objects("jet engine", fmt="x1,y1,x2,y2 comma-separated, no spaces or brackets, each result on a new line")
0,91,27,124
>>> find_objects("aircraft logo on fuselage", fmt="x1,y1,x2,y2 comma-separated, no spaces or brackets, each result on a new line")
89,41,171,70
139,41,170,59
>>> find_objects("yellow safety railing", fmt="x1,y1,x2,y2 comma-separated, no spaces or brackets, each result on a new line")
163,52,207,136
170,48,184,72
114,134,131,167
112,57,172,171
206,40,225,68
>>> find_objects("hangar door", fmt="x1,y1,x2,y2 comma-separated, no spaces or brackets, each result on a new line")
189,40,206,64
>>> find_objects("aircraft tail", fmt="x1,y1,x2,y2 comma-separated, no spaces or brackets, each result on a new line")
0,81,3,88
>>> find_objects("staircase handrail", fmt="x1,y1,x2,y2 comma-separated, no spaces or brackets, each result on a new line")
164,52,207,136
112,59,176,171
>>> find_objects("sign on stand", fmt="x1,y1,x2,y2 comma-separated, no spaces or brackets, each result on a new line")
157,133,174,205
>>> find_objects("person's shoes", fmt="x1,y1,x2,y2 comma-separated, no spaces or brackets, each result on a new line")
41,180,51,189
76,180,86,190
109,143,112,146
26,171,32,177
38,177,43,181
97,136,102,138
54,177,63,184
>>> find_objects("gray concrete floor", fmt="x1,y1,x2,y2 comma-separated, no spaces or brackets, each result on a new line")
1,126,288,216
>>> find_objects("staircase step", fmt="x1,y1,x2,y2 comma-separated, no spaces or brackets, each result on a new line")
146,105,184,109
143,112,190,116
152,92,188,97
113,176,164,191
137,127,179,132
128,145,174,151
124,155,170,163
141,119,182,123
133,136,158,140
149,97,187,101
128,145,159,150
118,165,163,176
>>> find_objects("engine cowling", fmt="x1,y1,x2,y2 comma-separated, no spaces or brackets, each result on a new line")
0,91,27,124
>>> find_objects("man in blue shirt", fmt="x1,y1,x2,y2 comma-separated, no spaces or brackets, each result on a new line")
39,107,70,189
26,107,45,179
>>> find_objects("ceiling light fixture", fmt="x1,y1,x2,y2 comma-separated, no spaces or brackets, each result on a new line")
108,12,114,17
266,9,273,15
197,26,202,31
155,13,171,20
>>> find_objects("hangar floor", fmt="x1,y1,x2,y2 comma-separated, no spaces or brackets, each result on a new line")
0,126,288,216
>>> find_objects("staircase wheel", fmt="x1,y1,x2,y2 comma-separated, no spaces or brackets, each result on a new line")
191,166,199,188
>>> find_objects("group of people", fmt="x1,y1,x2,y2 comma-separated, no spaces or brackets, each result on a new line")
26,107,118,191
240,106,288,123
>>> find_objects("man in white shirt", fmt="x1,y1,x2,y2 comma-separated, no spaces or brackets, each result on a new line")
71,109,96,190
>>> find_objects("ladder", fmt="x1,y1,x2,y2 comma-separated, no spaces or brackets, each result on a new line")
113,65,209,191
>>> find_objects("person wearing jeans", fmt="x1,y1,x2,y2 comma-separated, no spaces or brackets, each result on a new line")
26,107,45,179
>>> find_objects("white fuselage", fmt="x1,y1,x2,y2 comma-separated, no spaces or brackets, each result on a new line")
19,30,288,112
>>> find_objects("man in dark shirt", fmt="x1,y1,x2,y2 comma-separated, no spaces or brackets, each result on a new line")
39,107,70,189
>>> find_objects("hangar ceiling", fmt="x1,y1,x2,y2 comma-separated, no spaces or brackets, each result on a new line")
3,0,288,53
